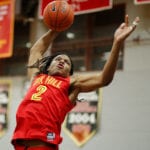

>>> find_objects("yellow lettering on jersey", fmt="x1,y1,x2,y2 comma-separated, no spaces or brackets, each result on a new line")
45,76,62,88
33,76,45,86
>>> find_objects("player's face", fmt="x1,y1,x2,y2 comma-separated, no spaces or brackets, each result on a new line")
47,55,72,77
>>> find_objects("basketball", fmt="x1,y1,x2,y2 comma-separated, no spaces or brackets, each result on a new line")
43,0,74,31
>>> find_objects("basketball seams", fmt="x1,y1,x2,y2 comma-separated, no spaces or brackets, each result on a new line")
47,4,52,29
55,1,61,31
58,2,72,30
58,2,70,27
48,2,54,29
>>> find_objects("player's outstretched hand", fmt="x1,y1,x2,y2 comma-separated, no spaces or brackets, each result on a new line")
114,15,140,43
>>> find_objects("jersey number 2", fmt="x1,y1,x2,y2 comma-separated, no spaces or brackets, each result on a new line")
31,85,47,101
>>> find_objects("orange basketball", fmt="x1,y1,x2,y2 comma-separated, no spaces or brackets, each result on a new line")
43,0,74,31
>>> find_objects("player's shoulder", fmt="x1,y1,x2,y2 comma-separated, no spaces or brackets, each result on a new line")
70,74,82,87
70,75,76,84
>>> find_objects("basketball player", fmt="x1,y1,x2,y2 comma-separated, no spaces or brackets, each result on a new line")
11,15,139,150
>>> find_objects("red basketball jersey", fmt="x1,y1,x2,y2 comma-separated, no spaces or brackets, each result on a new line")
12,74,75,145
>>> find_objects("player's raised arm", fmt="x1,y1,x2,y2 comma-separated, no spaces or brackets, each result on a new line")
101,15,140,84
72,15,140,92
27,30,59,80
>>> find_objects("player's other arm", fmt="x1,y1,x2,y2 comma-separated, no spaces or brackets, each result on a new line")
27,30,59,80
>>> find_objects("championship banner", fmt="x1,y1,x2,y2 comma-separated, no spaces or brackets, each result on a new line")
134,0,150,4
39,0,112,18
0,80,11,138
0,0,14,58
63,89,102,147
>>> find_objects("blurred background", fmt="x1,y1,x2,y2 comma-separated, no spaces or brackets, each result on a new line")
0,0,150,149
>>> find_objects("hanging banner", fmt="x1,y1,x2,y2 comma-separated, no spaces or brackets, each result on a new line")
134,0,150,4
0,0,14,58
39,0,112,18
0,79,11,138
63,89,102,147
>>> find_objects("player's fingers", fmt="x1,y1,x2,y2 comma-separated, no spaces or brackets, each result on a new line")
125,14,129,26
